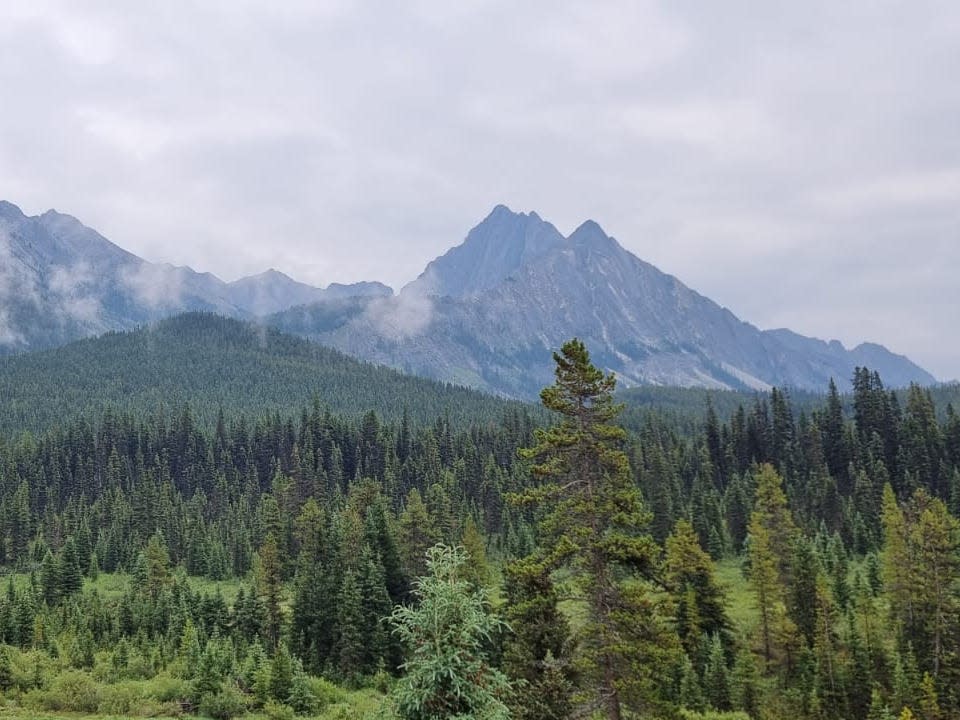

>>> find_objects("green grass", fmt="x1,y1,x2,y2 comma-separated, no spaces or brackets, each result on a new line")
715,557,756,638
0,687,388,720
0,571,250,604
312,688,386,719
0,713,181,720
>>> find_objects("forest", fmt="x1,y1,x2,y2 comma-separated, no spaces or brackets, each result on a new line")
0,334,959,720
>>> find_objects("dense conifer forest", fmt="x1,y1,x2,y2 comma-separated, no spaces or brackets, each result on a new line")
0,313,527,434
0,330,959,719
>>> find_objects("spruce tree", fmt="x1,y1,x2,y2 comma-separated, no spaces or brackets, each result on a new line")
334,567,365,683
58,538,83,598
664,519,731,654
513,339,672,720
502,558,573,720
703,633,732,711
397,488,440,579
388,544,511,720
459,516,491,590
269,642,294,703
257,534,284,649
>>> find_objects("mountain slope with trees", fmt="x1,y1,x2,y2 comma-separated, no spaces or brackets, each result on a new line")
0,312,524,435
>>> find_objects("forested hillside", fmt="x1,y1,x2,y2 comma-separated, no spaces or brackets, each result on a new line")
0,313,525,434
0,336,958,719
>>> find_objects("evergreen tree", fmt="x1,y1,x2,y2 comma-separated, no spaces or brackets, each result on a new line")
58,538,84,598
0,644,13,691
334,568,365,683
664,519,731,656
748,513,794,668
703,633,732,711
514,339,673,720
398,488,440,580
459,516,491,590
389,544,511,720
357,547,393,673
502,558,573,720
257,534,284,649
269,642,294,703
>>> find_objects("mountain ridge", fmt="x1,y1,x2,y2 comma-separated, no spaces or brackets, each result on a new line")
0,199,937,395
272,205,935,395
0,200,390,352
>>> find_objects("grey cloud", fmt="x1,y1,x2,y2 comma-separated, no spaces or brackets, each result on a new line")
48,262,102,324
0,0,958,379
119,263,184,310
363,292,435,341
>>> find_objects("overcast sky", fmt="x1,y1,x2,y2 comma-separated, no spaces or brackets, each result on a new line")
1,1,958,380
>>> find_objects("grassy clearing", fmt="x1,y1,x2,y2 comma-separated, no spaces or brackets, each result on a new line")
714,557,755,638
0,571,249,604
0,683,388,720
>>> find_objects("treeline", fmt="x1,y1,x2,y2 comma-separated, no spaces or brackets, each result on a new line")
0,351,958,718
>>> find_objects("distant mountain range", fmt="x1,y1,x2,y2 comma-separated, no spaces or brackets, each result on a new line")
0,200,389,352
0,200,936,396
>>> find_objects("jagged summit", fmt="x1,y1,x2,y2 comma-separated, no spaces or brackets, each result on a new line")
404,204,565,298
0,200,26,221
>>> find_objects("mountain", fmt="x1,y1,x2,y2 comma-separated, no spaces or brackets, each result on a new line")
0,199,937,396
225,268,391,316
0,312,522,435
406,205,565,298
271,206,936,396
0,201,389,353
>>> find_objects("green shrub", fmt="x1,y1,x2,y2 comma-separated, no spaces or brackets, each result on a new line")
288,672,317,715
10,648,50,691
97,681,143,714
264,698,296,720
678,711,752,720
370,668,393,694
307,676,347,708
42,669,100,712
95,680,183,717
143,673,190,702
198,684,248,720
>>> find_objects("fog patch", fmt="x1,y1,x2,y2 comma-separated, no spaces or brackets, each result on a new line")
0,308,24,346
48,262,103,324
363,288,434,340
120,262,182,310
0,229,38,346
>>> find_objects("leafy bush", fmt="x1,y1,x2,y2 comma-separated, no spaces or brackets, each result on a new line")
96,681,144,714
306,676,347,708
41,669,100,712
288,672,317,715
142,673,190,702
10,648,50,691
264,698,296,720
97,680,183,717
679,711,752,720
198,684,248,720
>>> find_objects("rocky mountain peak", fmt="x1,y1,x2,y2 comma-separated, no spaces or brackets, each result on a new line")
404,204,565,298
0,200,26,223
